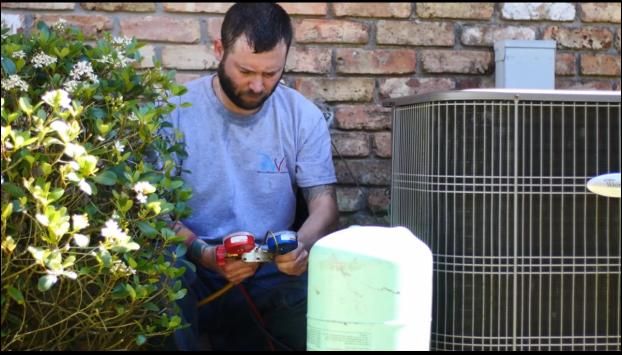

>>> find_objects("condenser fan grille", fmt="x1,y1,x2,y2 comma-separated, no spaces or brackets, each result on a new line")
388,91,621,350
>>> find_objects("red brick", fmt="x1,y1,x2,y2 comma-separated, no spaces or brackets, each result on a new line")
421,50,492,74
207,17,224,40
335,48,416,75
334,159,391,185
580,3,621,23
137,45,156,69
293,78,375,102
294,19,369,44
2,2,74,10
285,46,331,74
121,16,200,43
377,21,454,46
332,132,370,158
336,187,366,212
175,73,203,85
81,3,155,12
164,3,233,13
544,26,613,50
367,187,390,213
556,79,616,91
162,45,218,70
372,132,392,158
580,54,621,76
379,78,455,99
555,53,576,76
501,3,575,21
461,25,536,46
34,15,112,38
334,105,392,131
333,3,411,18
278,3,327,16
417,3,494,20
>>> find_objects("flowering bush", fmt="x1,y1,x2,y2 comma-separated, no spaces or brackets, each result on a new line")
1,20,193,350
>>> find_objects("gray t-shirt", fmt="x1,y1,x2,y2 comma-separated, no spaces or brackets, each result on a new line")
168,74,336,243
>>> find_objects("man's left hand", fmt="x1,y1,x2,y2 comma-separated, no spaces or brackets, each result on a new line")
274,241,308,276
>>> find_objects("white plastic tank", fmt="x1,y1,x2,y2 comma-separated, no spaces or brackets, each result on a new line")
307,226,433,351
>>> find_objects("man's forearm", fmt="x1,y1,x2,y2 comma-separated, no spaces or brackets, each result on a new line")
170,221,217,270
298,184,339,252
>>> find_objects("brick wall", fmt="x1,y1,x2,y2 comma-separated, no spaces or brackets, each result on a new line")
3,2,620,227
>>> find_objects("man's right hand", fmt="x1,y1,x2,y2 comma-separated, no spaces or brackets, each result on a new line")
217,258,259,284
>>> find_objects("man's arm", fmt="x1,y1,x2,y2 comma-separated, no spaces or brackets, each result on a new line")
274,183,338,275
298,184,339,251
170,221,258,284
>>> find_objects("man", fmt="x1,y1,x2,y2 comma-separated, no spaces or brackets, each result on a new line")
166,3,338,351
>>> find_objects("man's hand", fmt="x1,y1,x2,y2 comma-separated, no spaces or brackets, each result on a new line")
218,258,260,284
274,240,308,276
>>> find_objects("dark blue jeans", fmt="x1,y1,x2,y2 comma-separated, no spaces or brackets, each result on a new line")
173,258,308,351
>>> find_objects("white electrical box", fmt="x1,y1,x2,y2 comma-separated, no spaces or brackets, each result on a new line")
494,40,556,89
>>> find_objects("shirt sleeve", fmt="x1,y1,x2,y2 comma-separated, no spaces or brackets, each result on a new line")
295,114,337,188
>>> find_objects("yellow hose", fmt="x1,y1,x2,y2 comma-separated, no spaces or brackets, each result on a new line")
196,282,235,307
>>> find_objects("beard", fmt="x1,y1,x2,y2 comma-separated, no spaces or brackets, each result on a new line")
217,61,280,111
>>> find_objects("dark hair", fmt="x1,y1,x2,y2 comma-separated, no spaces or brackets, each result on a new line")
221,3,293,53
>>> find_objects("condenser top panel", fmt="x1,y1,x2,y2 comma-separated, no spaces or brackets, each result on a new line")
382,89,621,107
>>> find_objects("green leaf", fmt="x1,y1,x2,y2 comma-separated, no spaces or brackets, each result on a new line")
2,182,26,198
47,188,65,203
168,315,181,329
144,302,159,312
36,21,50,41
93,170,117,186
126,284,136,302
174,289,187,301
175,244,187,257
137,221,157,237
1,202,13,222
7,286,25,305
18,97,33,115
1,57,16,75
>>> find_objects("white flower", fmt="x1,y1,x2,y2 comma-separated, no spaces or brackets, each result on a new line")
72,214,89,231
73,233,90,248
63,80,81,93
136,193,147,204
133,181,156,195
78,179,92,195
112,36,133,47
1,74,29,92
42,89,72,110
101,219,139,251
70,60,98,84
101,219,125,239
96,54,113,64
31,51,57,68
114,141,125,153
11,50,26,59
53,18,67,31
64,142,86,158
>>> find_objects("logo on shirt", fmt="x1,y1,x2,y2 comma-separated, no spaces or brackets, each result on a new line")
257,153,288,174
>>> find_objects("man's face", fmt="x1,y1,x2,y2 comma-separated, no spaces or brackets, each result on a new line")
217,35,288,111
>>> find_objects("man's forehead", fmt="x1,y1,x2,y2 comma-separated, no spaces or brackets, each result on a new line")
229,34,287,54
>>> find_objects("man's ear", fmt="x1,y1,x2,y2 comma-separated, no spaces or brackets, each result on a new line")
213,39,224,61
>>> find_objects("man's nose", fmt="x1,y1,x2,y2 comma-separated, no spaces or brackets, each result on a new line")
249,77,264,94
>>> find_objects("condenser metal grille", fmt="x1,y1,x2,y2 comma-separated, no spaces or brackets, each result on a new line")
386,90,621,351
